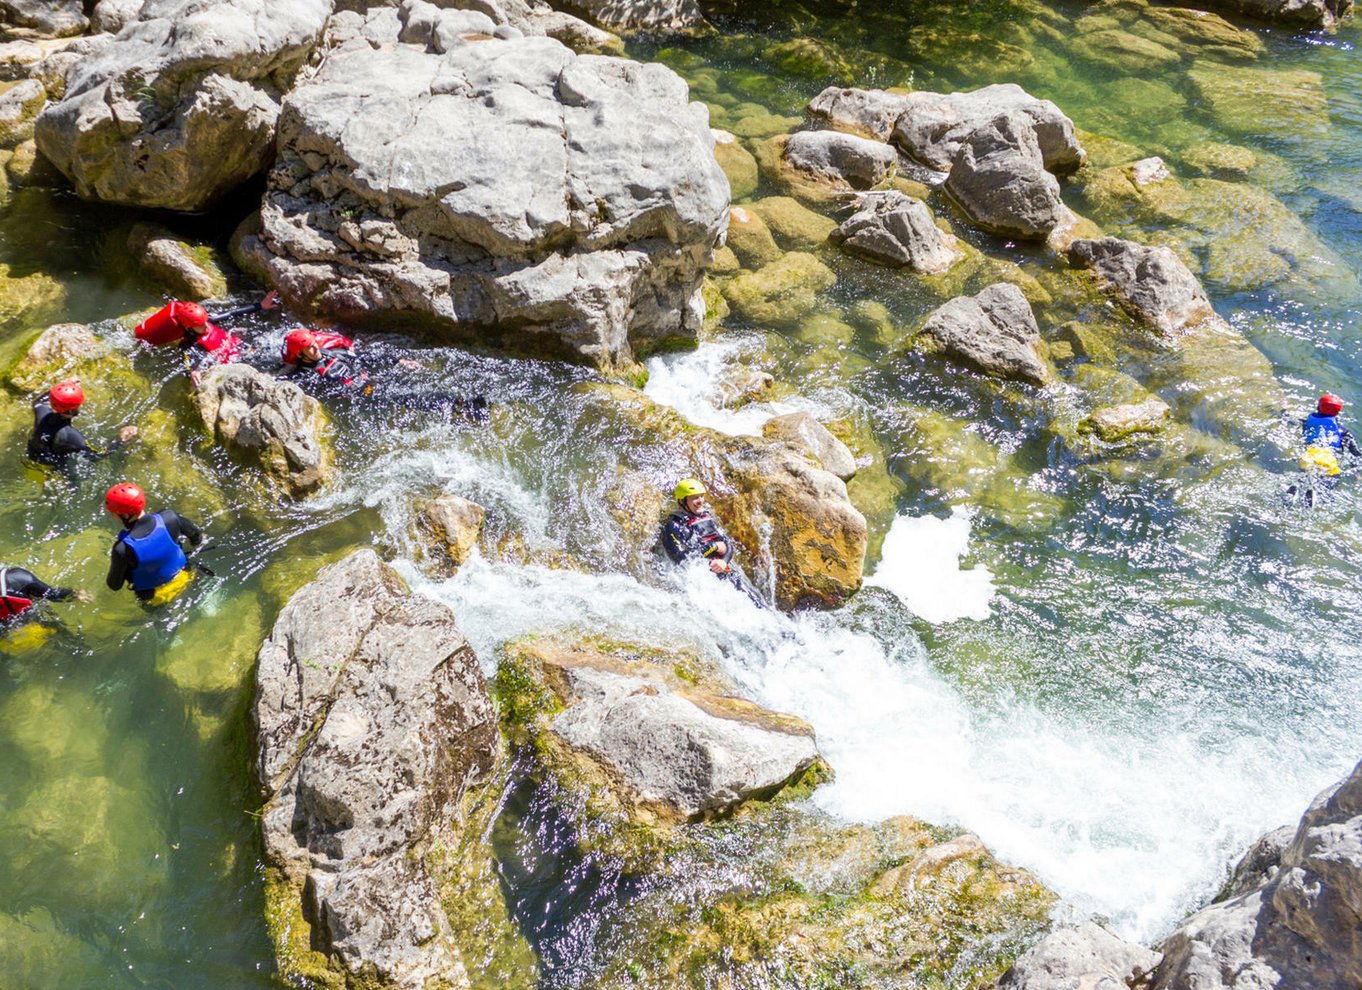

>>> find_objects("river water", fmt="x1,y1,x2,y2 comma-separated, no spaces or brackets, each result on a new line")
1,1,1360,987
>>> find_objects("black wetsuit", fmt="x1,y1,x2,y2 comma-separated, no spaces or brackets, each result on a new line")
1,567,74,623
178,301,272,375
282,349,490,424
105,510,204,600
27,399,124,465
662,508,765,606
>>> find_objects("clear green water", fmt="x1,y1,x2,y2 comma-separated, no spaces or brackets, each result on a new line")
1,1,1361,986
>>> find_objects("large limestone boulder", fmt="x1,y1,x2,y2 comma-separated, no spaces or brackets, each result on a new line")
0,0,87,38
240,30,728,374
829,190,964,273
577,382,867,610
1067,237,1219,338
919,282,1047,384
783,128,899,189
944,111,1065,239
254,550,532,990
195,365,331,499
763,410,858,480
997,922,1162,990
125,222,227,300
35,0,331,211
1153,758,1362,989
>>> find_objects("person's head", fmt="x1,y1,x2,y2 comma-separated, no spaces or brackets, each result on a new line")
174,302,210,340
673,477,707,514
104,482,147,526
1318,393,1344,418
48,380,84,418
283,329,322,365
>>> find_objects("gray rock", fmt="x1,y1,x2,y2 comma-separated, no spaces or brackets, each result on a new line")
195,365,330,499
0,0,87,38
807,86,914,142
1080,397,1172,443
1219,824,1296,901
945,111,1065,239
254,550,502,990
920,282,1047,384
35,0,331,211
891,82,1085,175
783,128,899,189
763,411,857,480
998,922,1162,990
126,222,225,300
1067,237,1220,338
1195,0,1351,29
243,35,727,372
1154,758,1362,990
0,77,43,148
90,0,142,34
551,0,704,31
829,190,963,273
413,492,485,576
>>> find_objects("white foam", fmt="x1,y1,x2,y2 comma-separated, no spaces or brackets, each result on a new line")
866,510,996,623
643,340,810,436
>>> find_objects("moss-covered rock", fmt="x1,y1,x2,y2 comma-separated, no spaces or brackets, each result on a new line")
712,129,759,200
0,265,64,335
722,251,837,328
749,194,838,250
4,138,62,187
1080,396,1171,442
124,222,229,300
1142,5,1264,61
4,322,106,393
1072,28,1182,74
1181,141,1258,179
0,79,46,149
1186,62,1327,138
725,205,783,267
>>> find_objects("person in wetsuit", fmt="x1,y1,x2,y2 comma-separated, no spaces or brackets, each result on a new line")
661,478,764,606
0,566,91,623
277,328,490,424
1287,393,1362,506
104,482,205,605
27,380,138,466
135,291,281,386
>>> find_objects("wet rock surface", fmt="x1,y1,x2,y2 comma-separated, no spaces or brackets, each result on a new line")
998,922,1162,990
945,110,1066,239
550,0,704,32
830,190,964,273
254,550,525,990
783,128,899,189
1067,237,1220,338
35,0,331,211
413,492,486,576
1080,397,1172,443
919,282,1047,384
242,29,727,373
195,365,330,499
763,411,858,480
125,222,227,300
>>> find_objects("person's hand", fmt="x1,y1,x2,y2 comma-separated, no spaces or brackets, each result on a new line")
189,370,202,389
398,357,423,371
709,559,730,574
260,289,281,310
74,589,93,603
713,541,727,557
118,425,139,442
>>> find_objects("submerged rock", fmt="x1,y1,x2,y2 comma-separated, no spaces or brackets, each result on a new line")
1080,397,1172,443
830,190,963,273
722,251,836,328
242,32,727,373
1142,6,1265,60
919,282,1047,385
195,365,330,499
998,922,1162,990
413,492,486,576
725,206,782,267
255,550,531,990
712,129,758,200
35,0,331,211
749,194,838,249
763,410,858,480
1186,63,1328,138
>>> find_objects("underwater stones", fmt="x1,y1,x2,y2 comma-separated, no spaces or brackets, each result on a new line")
413,492,486,576
550,0,704,32
1067,237,1218,337
243,37,727,374
195,365,330,499
1186,63,1327,138
920,283,1046,384
1142,6,1265,60
1195,0,1352,28
725,206,782,267
763,411,857,480
749,194,837,249
255,550,516,990
945,111,1065,239
0,78,43,148
829,190,964,273
1181,140,1258,179
35,0,331,211
6,321,101,391
1080,397,1171,442
722,251,836,328
807,85,913,142
504,638,823,822
1153,757,1362,990
1072,28,1182,74
0,0,87,38
783,128,899,189
126,223,228,301
712,129,758,200
998,922,1162,990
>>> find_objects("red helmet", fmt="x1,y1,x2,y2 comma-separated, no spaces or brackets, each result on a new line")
283,328,317,364
105,482,146,517
174,301,209,329
1318,393,1344,417
48,380,85,413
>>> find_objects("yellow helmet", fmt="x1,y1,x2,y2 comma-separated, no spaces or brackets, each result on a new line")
673,477,707,501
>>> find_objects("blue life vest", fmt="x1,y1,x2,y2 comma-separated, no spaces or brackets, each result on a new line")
1303,413,1344,451
118,514,187,592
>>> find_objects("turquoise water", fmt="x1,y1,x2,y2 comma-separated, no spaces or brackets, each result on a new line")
2,1,1362,986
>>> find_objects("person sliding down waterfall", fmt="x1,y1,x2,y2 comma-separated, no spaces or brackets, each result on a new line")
661,478,766,607
1286,393,1361,508
103,483,206,606
135,291,281,387
277,328,490,424
27,380,138,468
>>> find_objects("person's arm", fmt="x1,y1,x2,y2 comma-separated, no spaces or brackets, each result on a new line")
209,290,280,326
1342,428,1361,458
161,509,205,550
6,568,75,602
106,542,133,591
53,424,129,462
662,517,694,564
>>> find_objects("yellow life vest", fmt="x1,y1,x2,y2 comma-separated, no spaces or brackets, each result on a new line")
1299,446,1342,476
144,567,194,607
0,621,55,654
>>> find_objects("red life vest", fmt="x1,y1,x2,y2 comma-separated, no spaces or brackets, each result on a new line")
0,570,33,620
135,302,200,346
196,324,242,364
